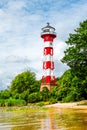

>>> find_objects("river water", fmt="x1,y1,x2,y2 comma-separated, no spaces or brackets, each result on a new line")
0,107,87,130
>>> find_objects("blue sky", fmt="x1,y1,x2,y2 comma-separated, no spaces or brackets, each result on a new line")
0,0,87,90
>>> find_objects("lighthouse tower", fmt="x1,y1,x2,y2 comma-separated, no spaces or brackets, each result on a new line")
40,23,57,91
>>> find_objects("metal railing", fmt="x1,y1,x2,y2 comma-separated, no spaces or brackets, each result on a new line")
41,31,56,35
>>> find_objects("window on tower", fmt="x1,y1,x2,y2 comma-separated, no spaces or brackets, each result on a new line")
50,42,52,45
43,29,50,32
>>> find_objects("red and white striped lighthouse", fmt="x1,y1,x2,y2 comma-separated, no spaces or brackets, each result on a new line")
40,23,57,91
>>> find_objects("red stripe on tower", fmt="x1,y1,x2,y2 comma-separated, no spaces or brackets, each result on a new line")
40,23,57,91
44,47,53,55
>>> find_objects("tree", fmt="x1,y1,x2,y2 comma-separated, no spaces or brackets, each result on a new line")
41,88,50,101
56,69,73,101
28,92,42,103
62,20,87,79
0,89,11,99
61,20,87,100
10,71,36,94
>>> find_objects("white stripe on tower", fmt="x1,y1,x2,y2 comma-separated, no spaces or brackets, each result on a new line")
46,69,51,76
44,54,53,61
44,41,53,48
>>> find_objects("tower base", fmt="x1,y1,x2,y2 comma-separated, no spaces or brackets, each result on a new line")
40,83,55,91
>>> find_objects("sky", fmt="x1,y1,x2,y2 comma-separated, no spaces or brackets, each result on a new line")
0,0,87,90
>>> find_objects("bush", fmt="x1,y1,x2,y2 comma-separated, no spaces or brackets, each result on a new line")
28,92,42,103
49,98,57,104
0,98,26,107
62,88,83,102
0,90,11,99
37,102,45,107
41,88,50,101
0,99,5,107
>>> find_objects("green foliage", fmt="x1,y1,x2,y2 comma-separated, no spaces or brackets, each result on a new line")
19,90,29,101
9,71,41,102
10,71,36,94
5,98,26,106
60,20,87,101
61,20,87,79
0,71,42,105
0,98,26,107
49,98,57,104
0,99,5,107
28,92,42,103
55,69,86,102
37,102,45,107
0,89,11,99
41,88,50,101
62,87,80,102
55,70,72,101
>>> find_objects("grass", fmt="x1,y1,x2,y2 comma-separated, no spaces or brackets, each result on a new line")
0,98,26,107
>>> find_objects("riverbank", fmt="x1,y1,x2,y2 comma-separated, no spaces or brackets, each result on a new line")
0,100,87,112
44,100,87,109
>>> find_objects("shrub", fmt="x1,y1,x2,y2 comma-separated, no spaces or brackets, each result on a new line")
0,99,5,107
49,98,57,104
1,98,26,107
37,102,45,107
28,92,42,103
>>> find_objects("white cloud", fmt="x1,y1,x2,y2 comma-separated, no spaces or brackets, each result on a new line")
54,40,67,60
0,0,87,89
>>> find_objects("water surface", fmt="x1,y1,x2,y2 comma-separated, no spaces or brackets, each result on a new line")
0,107,87,130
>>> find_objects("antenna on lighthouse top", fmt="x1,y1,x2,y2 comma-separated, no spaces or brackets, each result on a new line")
47,22,50,26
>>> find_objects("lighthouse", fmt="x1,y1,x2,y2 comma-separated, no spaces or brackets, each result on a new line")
40,23,57,91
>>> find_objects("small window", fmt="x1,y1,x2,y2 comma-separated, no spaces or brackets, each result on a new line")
50,42,52,45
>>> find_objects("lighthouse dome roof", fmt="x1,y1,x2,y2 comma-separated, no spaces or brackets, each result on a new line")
42,23,55,31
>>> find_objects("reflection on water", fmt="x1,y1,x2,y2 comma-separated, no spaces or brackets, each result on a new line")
0,107,87,130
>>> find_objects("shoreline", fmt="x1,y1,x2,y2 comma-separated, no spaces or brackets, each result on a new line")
0,101,87,111
44,101,87,109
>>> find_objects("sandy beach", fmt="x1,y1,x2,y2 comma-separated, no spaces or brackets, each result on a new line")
44,101,87,109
